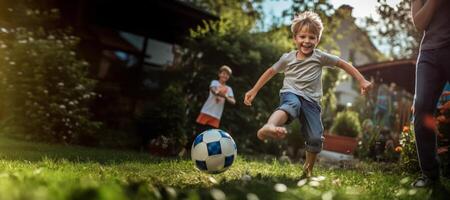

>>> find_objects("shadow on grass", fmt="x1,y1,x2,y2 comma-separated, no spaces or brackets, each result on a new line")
177,175,301,200
431,182,450,200
0,135,166,164
65,177,299,200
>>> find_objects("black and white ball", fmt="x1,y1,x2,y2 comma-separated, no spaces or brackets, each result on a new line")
191,129,237,173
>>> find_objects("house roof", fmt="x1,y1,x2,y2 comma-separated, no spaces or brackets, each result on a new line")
335,5,384,63
88,0,219,44
358,59,416,93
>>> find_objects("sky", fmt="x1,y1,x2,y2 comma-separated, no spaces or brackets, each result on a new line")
261,0,402,24
261,0,402,53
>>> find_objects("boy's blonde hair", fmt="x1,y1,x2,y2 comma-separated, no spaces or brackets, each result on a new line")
219,65,232,75
290,11,323,39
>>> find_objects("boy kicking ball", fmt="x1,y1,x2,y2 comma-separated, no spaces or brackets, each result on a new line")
244,11,372,178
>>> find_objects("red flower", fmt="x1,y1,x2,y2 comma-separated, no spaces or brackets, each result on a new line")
395,146,402,153
402,126,410,133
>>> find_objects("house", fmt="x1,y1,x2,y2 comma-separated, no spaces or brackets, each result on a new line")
48,0,218,132
332,5,384,107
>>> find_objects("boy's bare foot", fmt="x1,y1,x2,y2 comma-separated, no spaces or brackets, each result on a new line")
257,124,287,140
301,163,312,179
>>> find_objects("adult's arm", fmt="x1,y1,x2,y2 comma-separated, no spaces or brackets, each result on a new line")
411,0,440,32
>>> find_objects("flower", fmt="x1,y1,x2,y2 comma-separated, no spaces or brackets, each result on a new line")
75,84,85,90
402,126,410,133
395,146,402,153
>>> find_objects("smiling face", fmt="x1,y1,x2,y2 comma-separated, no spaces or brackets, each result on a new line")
293,25,319,57
218,71,230,83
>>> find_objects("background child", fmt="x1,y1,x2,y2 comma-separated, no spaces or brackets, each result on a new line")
196,65,236,134
244,11,372,178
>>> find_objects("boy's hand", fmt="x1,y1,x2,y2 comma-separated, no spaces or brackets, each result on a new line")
244,89,257,106
359,79,373,95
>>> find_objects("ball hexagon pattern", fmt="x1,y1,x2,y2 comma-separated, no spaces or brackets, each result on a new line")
191,129,237,173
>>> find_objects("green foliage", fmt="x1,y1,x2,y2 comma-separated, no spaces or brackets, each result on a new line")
367,0,422,59
355,119,376,159
330,110,361,137
0,5,101,144
398,125,420,172
321,87,338,129
139,83,188,151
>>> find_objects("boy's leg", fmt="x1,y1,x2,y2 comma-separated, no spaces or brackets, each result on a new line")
257,92,301,141
257,110,289,140
413,49,447,186
301,151,317,178
299,97,324,178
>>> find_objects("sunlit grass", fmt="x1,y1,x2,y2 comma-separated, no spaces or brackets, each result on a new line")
0,135,448,200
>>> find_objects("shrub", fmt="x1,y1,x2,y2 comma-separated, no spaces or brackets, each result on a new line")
0,8,101,144
330,110,361,137
137,83,188,154
398,125,419,172
398,99,450,174
355,119,376,159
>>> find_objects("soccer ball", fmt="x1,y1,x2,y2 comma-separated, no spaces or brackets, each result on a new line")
191,129,237,173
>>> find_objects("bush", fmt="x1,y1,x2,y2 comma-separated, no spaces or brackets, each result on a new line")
137,83,188,154
330,110,361,137
0,8,101,144
355,119,375,159
398,99,450,174
398,125,419,172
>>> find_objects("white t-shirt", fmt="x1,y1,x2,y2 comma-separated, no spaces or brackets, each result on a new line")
200,80,234,119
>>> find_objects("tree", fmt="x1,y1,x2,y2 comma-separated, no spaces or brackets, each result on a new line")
366,0,422,59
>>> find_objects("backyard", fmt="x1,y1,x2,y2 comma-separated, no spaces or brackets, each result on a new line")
1,0,450,199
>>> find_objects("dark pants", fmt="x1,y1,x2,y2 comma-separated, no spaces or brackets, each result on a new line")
414,45,450,180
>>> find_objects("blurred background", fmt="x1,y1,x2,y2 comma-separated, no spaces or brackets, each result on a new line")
0,0,448,172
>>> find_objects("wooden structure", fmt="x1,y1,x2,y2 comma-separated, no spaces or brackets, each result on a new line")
358,59,416,94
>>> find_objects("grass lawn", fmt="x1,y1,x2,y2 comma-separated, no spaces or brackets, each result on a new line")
0,134,449,200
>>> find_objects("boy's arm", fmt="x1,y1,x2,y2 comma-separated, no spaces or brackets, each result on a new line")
244,67,277,106
215,91,236,104
335,59,373,95
411,0,440,32
210,87,219,95
226,96,236,105
210,87,236,104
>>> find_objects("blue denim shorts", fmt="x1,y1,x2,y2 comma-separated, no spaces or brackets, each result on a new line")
277,92,324,153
